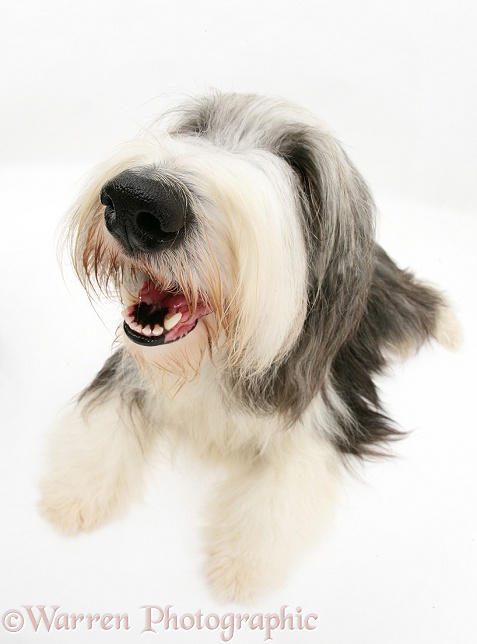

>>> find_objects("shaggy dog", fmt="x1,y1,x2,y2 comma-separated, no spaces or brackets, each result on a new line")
39,92,460,602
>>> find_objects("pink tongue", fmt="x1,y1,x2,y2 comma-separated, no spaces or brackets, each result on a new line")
138,280,188,311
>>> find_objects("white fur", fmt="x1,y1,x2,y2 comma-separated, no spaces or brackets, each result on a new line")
40,92,459,603
433,301,463,351
40,353,341,602
39,399,155,534
69,133,308,375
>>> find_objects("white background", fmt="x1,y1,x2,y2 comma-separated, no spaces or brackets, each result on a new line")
1,1,476,642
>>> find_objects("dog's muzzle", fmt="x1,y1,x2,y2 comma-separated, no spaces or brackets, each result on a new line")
100,170,189,254
99,170,210,347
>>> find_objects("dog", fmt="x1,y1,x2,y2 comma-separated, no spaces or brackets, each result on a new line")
39,91,460,602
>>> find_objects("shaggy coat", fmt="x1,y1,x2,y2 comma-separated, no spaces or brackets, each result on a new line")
40,92,460,602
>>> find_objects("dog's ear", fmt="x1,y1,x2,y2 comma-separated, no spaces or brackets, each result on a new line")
236,125,376,419
281,124,375,325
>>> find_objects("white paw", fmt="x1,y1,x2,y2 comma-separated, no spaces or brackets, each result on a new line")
38,492,107,535
39,398,149,536
205,519,287,603
206,548,269,603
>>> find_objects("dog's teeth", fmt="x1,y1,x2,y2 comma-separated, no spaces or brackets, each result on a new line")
130,322,142,333
141,326,152,336
152,325,164,336
164,312,182,330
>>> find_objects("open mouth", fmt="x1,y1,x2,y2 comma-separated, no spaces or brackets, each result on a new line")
122,279,212,346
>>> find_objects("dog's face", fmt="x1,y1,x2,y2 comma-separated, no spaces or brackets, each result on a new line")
69,93,375,413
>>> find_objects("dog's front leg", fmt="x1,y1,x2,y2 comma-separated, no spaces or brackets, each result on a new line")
39,351,154,534
205,426,342,603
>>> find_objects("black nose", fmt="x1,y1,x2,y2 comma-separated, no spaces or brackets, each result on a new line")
100,170,189,253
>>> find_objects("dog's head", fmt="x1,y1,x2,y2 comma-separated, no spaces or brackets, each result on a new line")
69,92,375,415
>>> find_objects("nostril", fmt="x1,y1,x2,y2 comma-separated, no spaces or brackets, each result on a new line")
136,211,179,241
101,193,117,230
100,190,113,208
137,211,162,235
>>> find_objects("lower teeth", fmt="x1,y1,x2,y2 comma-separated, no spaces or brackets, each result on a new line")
133,323,163,337
121,307,181,337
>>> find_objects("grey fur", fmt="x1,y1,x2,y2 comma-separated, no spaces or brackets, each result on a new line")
81,92,448,458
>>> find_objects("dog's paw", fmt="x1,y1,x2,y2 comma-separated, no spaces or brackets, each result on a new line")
38,492,108,535
206,549,267,604
205,529,285,603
